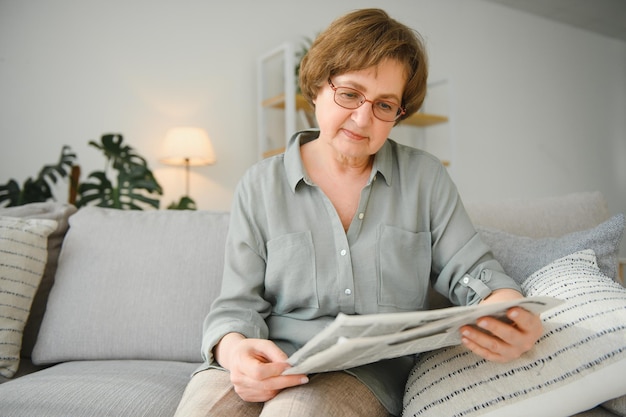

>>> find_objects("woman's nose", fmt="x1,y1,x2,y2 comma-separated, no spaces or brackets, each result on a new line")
351,100,374,126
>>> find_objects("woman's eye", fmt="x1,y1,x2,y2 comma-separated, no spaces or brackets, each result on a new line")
376,101,394,112
340,91,360,100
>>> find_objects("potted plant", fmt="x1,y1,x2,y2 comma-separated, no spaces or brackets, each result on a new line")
1,133,198,211
0,146,77,207
76,134,163,210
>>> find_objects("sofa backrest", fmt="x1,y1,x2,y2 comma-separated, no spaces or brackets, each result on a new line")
464,191,609,238
30,206,230,364
4,191,615,363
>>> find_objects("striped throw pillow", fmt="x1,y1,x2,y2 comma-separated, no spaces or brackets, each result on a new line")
0,216,57,378
403,249,626,417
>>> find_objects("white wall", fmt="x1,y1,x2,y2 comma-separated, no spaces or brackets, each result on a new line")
1,0,625,252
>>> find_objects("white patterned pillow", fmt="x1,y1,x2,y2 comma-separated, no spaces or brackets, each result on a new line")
0,216,57,378
403,250,626,417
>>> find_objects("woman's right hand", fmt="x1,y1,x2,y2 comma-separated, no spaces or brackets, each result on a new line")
214,333,310,402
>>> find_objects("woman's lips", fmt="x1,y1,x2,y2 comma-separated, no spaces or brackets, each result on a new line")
342,128,368,141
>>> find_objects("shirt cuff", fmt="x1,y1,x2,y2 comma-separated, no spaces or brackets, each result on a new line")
460,274,493,299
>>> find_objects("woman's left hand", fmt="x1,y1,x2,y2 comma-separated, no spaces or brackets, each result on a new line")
459,289,543,363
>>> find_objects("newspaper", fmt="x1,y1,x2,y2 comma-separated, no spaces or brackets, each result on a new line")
283,296,563,375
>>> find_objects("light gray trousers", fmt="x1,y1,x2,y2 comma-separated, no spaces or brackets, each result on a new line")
174,368,391,417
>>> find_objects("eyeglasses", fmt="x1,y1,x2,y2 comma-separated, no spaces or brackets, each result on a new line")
328,78,406,122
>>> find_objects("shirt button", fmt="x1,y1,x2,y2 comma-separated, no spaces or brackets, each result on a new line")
344,289,352,295
462,276,470,284
340,249,347,256
358,213,364,220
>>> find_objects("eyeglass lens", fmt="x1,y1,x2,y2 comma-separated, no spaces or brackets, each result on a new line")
329,80,404,122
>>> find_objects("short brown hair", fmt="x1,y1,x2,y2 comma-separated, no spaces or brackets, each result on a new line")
299,8,428,123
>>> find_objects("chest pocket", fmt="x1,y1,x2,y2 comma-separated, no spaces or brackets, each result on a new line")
378,225,431,310
265,231,319,314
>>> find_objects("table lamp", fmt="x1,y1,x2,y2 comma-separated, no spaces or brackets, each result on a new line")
160,127,216,198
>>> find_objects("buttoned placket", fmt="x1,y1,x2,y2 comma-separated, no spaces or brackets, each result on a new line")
307,170,377,315
316,195,355,314
339,175,376,314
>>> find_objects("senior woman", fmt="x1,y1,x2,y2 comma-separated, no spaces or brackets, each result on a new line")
174,8,542,417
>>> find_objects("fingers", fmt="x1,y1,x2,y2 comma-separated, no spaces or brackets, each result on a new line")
507,307,543,336
460,329,509,363
239,339,289,377
461,307,543,363
231,369,309,402
229,338,309,402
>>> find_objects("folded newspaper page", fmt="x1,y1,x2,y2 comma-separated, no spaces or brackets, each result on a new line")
283,296,563,375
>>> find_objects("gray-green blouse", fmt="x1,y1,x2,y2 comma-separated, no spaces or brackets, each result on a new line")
201,130,519,416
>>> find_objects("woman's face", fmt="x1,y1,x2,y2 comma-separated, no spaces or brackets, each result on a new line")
314,59,406,163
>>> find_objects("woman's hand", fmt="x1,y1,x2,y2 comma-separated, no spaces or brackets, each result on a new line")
214,333,309,402
460,289,543,363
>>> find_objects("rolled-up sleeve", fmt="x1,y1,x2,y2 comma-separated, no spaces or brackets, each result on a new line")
426,162,519,305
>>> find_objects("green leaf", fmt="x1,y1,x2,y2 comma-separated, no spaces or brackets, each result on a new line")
37,146,77,186
167,196,197,210
89,134,147,172
77,134,163,210
0,146,76,207
0,179,21,207
75,171,116,208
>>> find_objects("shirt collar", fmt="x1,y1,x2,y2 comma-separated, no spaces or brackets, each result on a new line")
284,129,393,192
285,130,318,192
372,139,393,186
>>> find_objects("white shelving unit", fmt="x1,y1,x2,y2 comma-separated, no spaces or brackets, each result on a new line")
257,42,297,159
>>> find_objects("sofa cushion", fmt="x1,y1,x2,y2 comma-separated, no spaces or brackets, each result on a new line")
31,207,229,364
0,202,77,358
0,360,197,417
465,191,609,238
0,216,57,378
477,213,624,284
602,395,626,416
573,409,624,417
403,250,626,417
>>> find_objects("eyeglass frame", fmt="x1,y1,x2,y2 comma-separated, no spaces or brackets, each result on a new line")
327,78,406,122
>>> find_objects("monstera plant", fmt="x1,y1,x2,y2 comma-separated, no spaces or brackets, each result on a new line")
0,146,77,207
1,134,198,210
75,134,163,210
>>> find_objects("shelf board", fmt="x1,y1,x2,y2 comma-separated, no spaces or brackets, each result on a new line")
262,93,312,110
402,113,449,127
262,93,448,127
262,147,286,158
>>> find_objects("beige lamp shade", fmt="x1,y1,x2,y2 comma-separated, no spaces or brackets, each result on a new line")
160,127,216,166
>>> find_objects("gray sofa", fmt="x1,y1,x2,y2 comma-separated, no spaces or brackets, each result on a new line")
0,191,624,417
